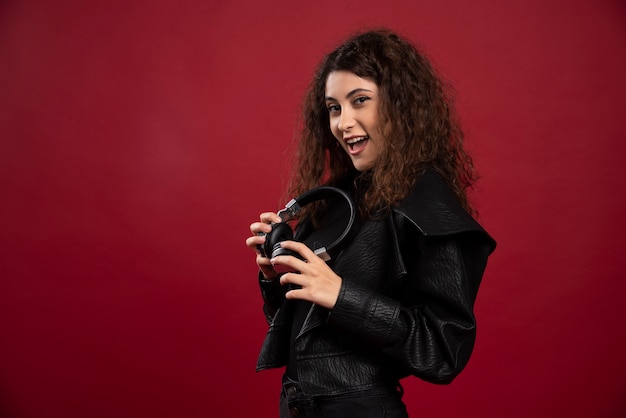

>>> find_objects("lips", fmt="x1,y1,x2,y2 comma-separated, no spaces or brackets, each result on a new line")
345,136,369,153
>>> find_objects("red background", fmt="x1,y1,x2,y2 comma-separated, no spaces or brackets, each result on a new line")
1,0,625,417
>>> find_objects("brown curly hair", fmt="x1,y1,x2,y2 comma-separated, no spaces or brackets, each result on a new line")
287,29,476,220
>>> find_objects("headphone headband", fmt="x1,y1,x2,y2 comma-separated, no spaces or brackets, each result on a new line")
273,186,357,261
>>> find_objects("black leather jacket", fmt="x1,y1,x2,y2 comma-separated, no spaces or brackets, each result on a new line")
256,170,496,397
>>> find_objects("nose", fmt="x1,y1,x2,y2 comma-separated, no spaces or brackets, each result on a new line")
337,108,355,132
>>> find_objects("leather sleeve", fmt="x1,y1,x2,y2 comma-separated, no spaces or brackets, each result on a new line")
327,217,491,384
258,272,287,324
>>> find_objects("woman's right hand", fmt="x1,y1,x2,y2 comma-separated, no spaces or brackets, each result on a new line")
245,212,283,280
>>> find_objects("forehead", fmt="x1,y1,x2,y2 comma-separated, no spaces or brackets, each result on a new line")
325,71,378,97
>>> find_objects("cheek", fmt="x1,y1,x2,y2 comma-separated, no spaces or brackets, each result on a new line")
329,120,341,140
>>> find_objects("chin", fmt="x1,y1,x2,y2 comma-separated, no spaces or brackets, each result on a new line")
353,163,374,172
349,156,376,172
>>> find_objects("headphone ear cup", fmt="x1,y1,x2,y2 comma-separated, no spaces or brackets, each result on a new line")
262,222,293,258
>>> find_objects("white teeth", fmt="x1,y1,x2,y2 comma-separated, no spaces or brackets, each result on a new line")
346,136,368,144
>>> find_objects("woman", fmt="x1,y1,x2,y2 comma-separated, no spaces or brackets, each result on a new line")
245,29,496,417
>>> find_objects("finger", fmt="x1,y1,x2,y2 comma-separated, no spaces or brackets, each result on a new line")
279,272,304,287
260,212,282,224
276,240,318,262
257,255,277,279
250,221,273,235
271,252,309,272
281,271,340,309
284,283,339,309
257,254,275,269
284,287,306,301
245,235,260,247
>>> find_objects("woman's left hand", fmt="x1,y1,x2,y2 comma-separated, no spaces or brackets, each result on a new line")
270,240,342,309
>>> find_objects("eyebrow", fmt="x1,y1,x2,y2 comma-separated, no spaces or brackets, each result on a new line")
325,88,374,102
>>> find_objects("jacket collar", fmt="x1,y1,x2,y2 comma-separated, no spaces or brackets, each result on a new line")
393,169,495,248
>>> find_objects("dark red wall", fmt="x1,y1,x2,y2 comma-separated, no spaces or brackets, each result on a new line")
1,0,625,417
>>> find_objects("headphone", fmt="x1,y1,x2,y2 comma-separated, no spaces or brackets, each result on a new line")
258,186,357,262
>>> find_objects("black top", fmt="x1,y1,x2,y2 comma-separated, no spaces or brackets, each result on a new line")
256,169,496,395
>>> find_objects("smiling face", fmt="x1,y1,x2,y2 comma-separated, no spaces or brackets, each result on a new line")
325,71,383,172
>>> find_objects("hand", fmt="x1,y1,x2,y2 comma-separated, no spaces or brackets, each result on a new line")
270,241,342,309
245,212,282,280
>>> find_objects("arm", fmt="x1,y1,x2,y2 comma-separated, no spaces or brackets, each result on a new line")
258,272,288,323
327,221,491,384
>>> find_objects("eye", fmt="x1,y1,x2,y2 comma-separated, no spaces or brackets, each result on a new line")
327,104,340,113
353,96,370,105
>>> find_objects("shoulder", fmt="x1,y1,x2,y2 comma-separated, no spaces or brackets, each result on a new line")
392,169,496,251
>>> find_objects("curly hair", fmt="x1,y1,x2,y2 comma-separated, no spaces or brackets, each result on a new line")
287,29,476,220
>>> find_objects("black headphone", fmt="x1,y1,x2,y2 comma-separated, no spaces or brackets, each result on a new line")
258,186,357,262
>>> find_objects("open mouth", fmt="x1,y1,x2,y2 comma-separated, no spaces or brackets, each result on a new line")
346,136,369,151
